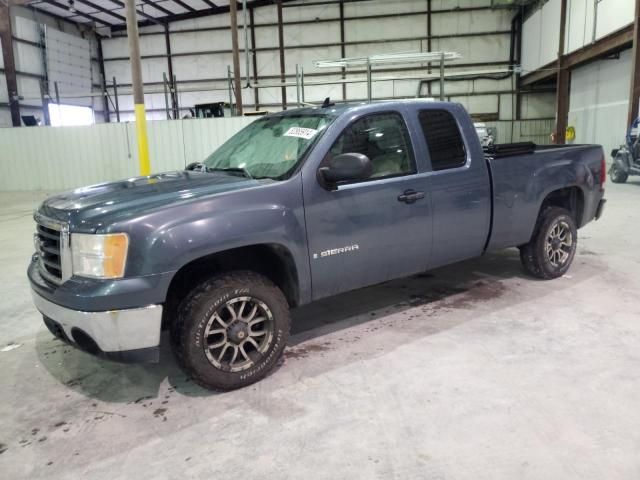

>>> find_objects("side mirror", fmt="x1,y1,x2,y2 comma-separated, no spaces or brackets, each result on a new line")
318,153,372,190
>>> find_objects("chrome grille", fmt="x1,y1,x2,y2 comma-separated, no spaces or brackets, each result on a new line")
36,224,62,279
34,215,71,285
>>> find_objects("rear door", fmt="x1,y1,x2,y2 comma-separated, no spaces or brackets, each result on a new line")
301,109,433,300
414,106,491,268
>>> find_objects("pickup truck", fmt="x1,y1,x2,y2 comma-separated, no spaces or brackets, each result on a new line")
29,100,607,390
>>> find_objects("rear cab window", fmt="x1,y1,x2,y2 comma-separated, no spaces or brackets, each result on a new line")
418,109,467,171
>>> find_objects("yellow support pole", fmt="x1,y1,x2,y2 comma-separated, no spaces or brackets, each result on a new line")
134,104,151,175
125,0,151,176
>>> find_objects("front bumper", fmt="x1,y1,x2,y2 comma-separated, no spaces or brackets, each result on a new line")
32,290,162,363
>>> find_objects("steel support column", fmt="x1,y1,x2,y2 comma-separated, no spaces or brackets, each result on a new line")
426,0,432,97
164,23,178,119
514,11,523,120
277,0,287,109
230,0,243,115
0,3,20,126
628,0,640,126
97,37,110,122
554,0,569,144
250,6,259,110
125,0,151,175
339,0,346,100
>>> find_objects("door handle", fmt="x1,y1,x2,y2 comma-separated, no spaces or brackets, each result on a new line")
398,189,426,204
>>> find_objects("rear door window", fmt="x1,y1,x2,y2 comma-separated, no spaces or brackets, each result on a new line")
418,109,467,171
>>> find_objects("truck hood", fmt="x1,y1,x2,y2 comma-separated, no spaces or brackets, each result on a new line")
37,171,260,232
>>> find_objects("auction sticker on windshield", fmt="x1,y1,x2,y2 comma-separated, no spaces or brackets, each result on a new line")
284,127,318,140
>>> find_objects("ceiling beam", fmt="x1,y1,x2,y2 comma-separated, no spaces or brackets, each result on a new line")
39,0,113,26
140,0,172,16
110,0,300,31
75,0,126,22
108,0,165,25
170,0,197,12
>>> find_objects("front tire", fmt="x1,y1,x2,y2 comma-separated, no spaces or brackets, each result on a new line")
519,207,577,280
171,271,290,391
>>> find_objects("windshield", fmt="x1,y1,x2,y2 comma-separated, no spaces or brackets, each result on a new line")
203,114,334,180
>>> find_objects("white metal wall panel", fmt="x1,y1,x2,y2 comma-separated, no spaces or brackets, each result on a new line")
568,49,632,158
181,117,255,165
344,0,426,17
13,16,40,43
347,16,427,42
565,0,633,54
565,0,595,54
172,52,236,80
431,35,510,63
485,119,554,144
0,73,7,103
521,0,561,73
142,120,188,172
170,13,233,31
254,25,279,49
17,76,43,106
540,0,561,65
432,10,512,35
431,0,492,8
0,108,11,127
521,7,541,74
595,0,636,40
0,117,254,191
520,92,556,119
14,40,44,76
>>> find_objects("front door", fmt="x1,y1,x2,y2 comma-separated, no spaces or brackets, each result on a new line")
302,111,433,300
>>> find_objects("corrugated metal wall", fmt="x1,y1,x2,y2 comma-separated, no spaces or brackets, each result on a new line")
486,119,554,145
0,116,255,191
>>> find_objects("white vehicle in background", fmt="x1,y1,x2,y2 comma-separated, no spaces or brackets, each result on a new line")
474,122,495,148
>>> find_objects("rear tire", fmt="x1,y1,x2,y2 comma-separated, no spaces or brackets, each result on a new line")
170,271,290,391
519,207,577,280
610,163,628,183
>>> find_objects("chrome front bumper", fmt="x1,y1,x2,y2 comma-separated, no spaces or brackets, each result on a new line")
32,290,162,362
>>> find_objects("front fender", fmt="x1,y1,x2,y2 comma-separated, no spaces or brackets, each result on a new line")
110,177,312,304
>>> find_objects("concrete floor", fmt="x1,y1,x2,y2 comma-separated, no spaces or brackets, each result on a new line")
0,182,639,480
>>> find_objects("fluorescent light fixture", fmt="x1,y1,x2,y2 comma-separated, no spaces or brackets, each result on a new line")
314,51,462,68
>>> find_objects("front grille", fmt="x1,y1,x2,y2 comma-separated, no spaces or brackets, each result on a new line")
36,224,62,280
34,215,70,285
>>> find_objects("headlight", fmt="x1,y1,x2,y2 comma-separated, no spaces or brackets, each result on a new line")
71,233,129,279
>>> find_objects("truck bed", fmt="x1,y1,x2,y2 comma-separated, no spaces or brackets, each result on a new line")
485,143,606,251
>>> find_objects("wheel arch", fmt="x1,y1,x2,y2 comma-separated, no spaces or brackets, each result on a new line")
162,243,300,328
538,185,585,227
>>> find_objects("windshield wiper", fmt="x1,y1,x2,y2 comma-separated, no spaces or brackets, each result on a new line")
208,167,253,179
